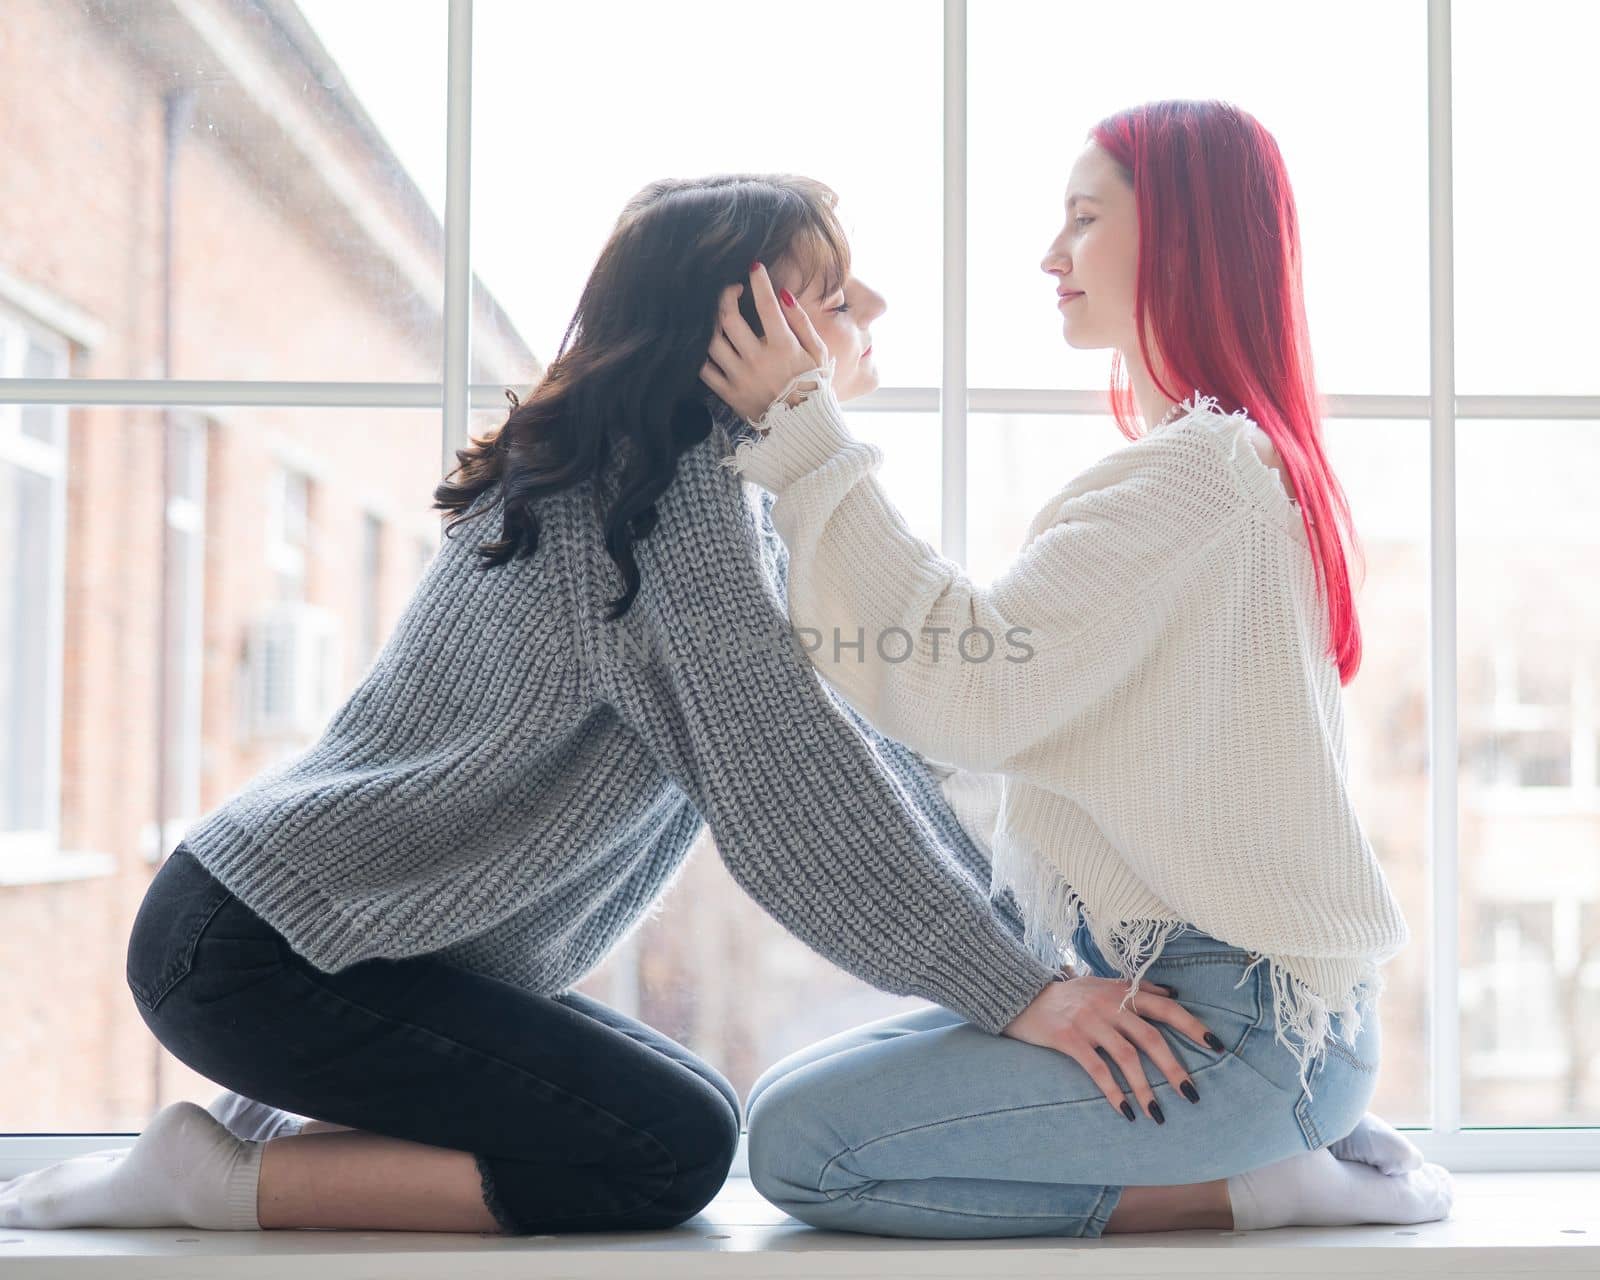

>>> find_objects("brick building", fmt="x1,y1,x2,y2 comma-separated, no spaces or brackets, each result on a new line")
0,0,532,1129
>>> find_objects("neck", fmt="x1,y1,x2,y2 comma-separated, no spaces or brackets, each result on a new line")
1124,352,1181,434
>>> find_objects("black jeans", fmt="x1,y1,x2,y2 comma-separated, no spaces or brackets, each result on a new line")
124,843,741,1234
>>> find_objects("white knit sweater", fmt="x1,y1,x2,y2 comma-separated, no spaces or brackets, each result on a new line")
720,364,1410,1095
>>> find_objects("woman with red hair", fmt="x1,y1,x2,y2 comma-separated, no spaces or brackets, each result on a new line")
711,99,1453,1239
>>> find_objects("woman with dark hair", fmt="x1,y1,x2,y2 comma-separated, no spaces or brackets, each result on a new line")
709,101,1455,1238
0,175,1207,1236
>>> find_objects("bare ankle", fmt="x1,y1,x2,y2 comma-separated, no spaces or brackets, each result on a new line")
293,1119,355,1136
1104,1178,1233,1233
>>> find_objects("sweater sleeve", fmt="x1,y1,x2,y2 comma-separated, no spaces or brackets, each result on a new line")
720,366,1225,774
753,486,1030,946
596,442,1060,1035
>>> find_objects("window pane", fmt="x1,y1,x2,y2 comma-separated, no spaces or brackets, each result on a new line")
360,512,384,668
164,519,205,827
0,406,441,1131
850,411,943,552
1455,2,1599,395
969,0,1429,395
969,413,1432,1124
1459,419,1600,1125
0,460,55,833
966,414,1134,586
577,828,931,1100
470,0,942,389
20,340,66,442
2,1,447,383
170,417,207,505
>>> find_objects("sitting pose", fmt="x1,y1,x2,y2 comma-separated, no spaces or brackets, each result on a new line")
703,98,1454,1238
1,174,1123,1236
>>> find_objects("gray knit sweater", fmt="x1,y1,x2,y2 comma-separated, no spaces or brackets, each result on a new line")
179,413,1056,1034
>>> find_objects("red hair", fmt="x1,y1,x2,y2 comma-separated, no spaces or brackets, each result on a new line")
1090,100,1365,684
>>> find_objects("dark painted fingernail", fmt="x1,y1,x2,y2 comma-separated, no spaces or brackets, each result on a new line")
750,259,763,272
1120,1099,1136,1122
1147,1100,1165,1124
779,287,796,308
1204,1032,1225,1052
1180,1079,1201,1103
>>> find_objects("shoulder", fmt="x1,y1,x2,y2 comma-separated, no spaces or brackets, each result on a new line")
1164,395,1280,472
649,427,761,534
1162,398,1306,534
616,429,779,603
1018,410,1244,545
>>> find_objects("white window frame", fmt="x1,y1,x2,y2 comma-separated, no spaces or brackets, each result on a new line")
3,0,1597,1172
0,304,71,874
266,464,311,603
142,411,210,864
359,509,385,667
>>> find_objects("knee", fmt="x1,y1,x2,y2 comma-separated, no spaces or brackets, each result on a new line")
643,1083,741,1227
745,1060,788,1119
745,1075,833,1207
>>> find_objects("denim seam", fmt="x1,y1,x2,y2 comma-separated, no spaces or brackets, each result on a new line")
277,964,680,1222
130,885,234,1013
1084,1183,1121,1236
1296,1092,1324,1150
1318,1031,1378,1073
1137,951,1257,966
834,1186,1115,1223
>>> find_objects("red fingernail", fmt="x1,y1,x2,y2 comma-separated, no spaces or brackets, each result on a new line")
750,259,763,273
779,288,796,308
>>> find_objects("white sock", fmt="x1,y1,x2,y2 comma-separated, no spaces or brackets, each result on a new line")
0,1101,262,1230
1227,1148,1454,1231
1328,1111,1424,1175
206,1090,308,1143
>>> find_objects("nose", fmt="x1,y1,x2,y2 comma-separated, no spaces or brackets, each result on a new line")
1042,231,1071,275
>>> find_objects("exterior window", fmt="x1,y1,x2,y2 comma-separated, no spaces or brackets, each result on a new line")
0,309,68,860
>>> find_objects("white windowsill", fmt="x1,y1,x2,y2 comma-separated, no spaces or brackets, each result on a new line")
0,1172,1595,1277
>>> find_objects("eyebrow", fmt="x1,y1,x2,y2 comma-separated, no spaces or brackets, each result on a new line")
1067,194,1101,209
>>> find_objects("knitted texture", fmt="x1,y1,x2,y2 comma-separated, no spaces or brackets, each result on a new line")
179,412,1060,1036
721,368,1410,1099
756,493,1032,944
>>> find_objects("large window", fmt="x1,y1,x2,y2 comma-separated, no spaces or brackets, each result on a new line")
0,305,69,867
2,0,1595,1172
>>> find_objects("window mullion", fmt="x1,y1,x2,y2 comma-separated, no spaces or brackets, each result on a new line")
941,0,967,565
1427,0,1462,1139
440,0,473,482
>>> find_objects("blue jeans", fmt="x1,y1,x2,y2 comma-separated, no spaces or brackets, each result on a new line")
125,844,741,1234
745,918,1380,1238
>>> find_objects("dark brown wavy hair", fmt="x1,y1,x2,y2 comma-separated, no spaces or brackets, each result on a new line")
431,174,850,620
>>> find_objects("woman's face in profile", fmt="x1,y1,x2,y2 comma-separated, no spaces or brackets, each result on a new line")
1039,141,1141,356
768,259,887,403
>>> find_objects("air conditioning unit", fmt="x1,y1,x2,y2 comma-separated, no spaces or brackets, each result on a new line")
245,602,343,739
